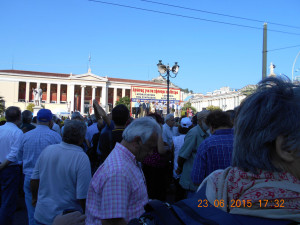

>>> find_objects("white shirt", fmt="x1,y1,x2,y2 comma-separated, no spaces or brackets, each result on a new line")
172,134,186,179
32,142,91,225
0,122,23,164
162,123,179,149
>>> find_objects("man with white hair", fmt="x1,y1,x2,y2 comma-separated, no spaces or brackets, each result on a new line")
86,117,161,225
31,120,91,225
162,114,179,149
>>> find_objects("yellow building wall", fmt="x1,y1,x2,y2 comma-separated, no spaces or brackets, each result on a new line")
0,80,19,108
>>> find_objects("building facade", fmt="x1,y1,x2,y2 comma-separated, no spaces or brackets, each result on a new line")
0,69,178,115
190,86,246,111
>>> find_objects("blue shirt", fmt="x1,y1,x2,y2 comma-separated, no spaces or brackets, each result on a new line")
134,102,140,107
191,128,234,185
86,123,99,146
18,125,62,177
0,122,23,165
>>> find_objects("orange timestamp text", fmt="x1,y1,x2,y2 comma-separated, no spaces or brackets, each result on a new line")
198,199,285,208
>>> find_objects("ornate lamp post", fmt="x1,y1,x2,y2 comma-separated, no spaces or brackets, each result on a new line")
157,60,179,114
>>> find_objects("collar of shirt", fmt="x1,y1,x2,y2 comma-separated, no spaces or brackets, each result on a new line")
165,123,173,130
115,143,146,180
115,142,136,163
197,124,208,137
60,141,85,152
213,128,234,136
4,122,19,129
35,124,51,130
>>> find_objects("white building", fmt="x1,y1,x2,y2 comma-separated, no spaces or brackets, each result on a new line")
0,69,179,115
190,86,246,111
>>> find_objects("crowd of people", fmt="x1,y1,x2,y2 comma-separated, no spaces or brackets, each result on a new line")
132,100,183,119
0,76,299,225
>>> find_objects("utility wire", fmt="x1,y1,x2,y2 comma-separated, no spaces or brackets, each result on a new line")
141,0,300,30
268,44,300,52
88,0,300,36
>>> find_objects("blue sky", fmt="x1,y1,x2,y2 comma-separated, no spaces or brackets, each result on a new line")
1,0,300,94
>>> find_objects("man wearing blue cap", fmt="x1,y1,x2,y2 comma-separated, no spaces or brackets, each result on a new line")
18,108,62,225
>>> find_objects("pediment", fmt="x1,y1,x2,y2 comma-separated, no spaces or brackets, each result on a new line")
72,73,108,82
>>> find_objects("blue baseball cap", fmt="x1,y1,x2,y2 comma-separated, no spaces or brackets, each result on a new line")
37,109,53,122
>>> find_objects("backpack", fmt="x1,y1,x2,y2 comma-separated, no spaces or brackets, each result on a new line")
128,184,296,225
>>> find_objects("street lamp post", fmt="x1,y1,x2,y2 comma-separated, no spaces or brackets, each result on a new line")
157,60,179,114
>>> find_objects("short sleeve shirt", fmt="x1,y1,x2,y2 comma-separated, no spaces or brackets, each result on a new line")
86,143,148,225
178,125,208,191
32,142,91,224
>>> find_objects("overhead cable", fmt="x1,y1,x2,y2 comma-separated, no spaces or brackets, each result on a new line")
88,0,300,36
141,0,300,29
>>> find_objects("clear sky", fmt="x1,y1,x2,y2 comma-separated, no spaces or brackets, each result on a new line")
1,0,300,94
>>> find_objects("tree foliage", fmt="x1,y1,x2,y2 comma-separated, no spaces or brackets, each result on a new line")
240,85,257,97
0,96,5,115
180,88,193,94
26,103,35,112
115,96,131,110
26,103,45,112
181,101,197,116
206,105,222,111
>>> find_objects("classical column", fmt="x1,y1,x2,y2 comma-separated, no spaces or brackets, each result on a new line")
122,88,125,98
80,85,86,114
25,82,30,102
47,83,51,103
68,84,75,112
101,84,107,112
92,86,96,101
57,84,61,104
113,88,117,107
92,86,96,114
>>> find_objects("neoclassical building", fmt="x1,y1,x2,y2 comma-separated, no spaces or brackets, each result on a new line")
0,69,179,115
190,87,246,111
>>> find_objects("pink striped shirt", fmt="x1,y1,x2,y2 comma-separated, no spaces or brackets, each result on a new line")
86,143,148,225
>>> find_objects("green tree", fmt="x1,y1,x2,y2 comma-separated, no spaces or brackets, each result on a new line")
115,96,131,109
206,105,222,111
240,85,257,97
182,102,197,116
26,103,35,112
0,96,5,115
26,103,45,112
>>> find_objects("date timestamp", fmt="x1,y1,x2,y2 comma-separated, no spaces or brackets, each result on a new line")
198,199,285,208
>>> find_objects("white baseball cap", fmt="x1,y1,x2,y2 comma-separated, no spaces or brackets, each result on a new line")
180,117,192,128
